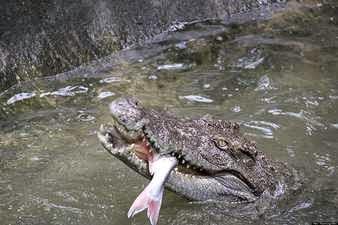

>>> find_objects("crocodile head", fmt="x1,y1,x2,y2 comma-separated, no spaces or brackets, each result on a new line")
98,97,282,202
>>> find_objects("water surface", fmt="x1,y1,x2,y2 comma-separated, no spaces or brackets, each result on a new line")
1,5,338,225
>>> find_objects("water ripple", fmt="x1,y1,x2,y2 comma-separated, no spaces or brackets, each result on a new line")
97,91,115,99
313,153,335,176
231,48,265,69
41,85,88,97
33,196,83,214
99,77,130,84
7,92,36,105
267,108,325,135
255,75,275,91
179,95,213,103
157,63,193,71
243,120,279,139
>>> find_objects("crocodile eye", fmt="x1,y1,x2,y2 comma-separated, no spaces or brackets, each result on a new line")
213,137,229,149
218,139,227,148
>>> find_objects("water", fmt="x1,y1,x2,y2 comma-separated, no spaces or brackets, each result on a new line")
1,5,338,225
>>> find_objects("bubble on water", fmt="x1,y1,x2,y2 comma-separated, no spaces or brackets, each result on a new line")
7,92,36,105
203,84,210,89
30,156,40,161
148,75,158,80
179,95,213,103
216,36,223,41
175,42,187,49
231,106,241,112
261,96,276,103
77,113,95,122
97,91,115,99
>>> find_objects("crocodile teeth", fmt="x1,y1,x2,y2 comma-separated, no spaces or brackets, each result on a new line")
186,165,190,169
99,124,105,133
181,159,185,164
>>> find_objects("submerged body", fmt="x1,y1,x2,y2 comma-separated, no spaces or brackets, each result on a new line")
98,97,298,224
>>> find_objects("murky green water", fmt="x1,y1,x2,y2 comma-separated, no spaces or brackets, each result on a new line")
1,5,338,225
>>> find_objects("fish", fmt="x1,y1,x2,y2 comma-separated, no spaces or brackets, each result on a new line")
127,155,177,225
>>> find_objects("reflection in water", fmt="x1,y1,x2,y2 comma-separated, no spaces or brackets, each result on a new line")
1,5,338,225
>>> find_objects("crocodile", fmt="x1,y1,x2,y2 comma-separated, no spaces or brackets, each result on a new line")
98,97,297,224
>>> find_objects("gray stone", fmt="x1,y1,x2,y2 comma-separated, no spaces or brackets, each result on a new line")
0,0,286,91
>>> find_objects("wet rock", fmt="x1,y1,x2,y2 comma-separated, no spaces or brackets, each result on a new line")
0,0,287,91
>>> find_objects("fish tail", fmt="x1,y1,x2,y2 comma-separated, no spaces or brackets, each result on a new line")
127,185,163,225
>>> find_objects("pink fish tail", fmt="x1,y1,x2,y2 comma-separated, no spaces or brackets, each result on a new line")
147,188,163,225
127,187,149,218
127,186,163,225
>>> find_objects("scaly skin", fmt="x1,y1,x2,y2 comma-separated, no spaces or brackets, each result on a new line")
98,97,295,202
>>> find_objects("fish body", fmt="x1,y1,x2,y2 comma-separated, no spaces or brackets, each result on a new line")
128,156,178,225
